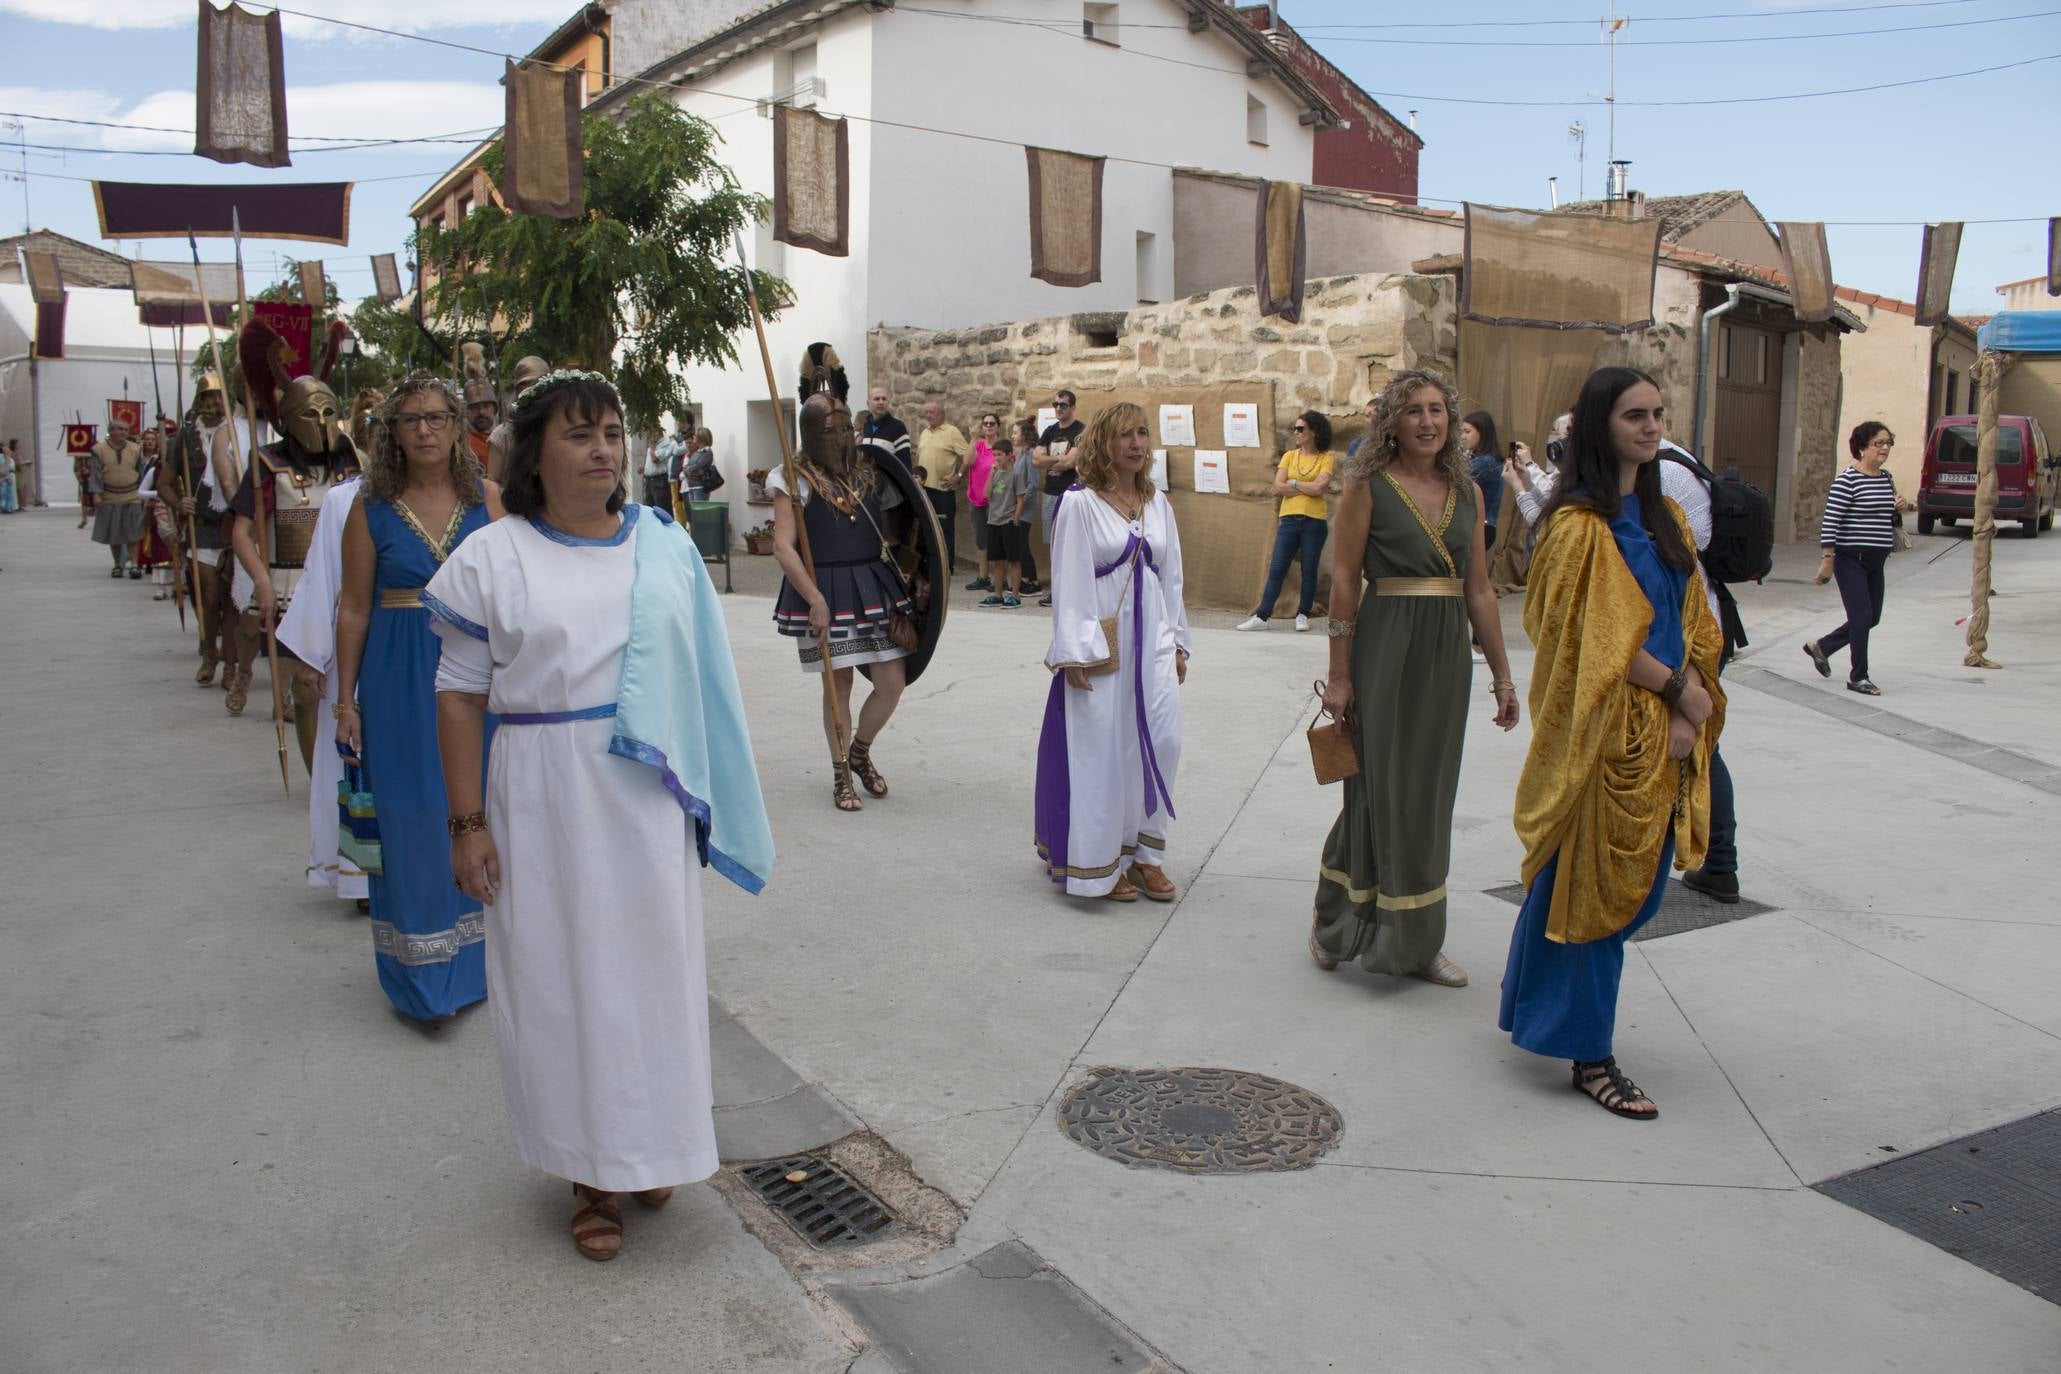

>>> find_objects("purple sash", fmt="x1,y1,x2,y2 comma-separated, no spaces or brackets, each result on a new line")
1095,532,1176,821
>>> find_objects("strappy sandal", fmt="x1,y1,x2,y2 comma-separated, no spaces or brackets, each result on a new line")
633,1187,674,1209
195,655,219,687
1129,863,1176,902
224,668,249,717
571,1183,623,1261
1308,915,1338,971
1104,873,1140,903
1572,1057,1658,1121
846,735,888,798
832,760,863,812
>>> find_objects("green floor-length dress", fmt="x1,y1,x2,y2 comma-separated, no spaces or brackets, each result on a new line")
1312,470,1477,974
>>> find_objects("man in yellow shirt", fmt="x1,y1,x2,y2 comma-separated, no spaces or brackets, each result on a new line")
1236,410,1336,632
915,400,969,576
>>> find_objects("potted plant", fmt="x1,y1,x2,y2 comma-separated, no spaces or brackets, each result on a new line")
744,522,775,555
746,468,773,504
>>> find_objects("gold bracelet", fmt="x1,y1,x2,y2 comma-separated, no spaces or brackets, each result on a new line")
446,811,487,837
1490,680,1516,694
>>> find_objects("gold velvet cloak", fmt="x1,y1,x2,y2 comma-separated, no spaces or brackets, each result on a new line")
1514,502,1725,944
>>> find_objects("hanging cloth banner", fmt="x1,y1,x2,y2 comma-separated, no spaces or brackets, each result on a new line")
131,258,239,326
1776,222,1835,323
502,58,584,219
299,259,326,307
772,105,850,257
2047,217,2060,298
1026,146,1105,288
252,301,315,379
1913,221,1963,327
109,399,144,432
93,181,352,245
195,1,290,168
34,299,67,360
1254,179,1308,323
1466,203,1662,332
371,252,403,302
24,250,65,305
65,423,97,454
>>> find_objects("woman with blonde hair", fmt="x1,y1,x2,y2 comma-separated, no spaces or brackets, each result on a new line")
1035,402,1194,903
1309,369,1518,987
334,374,503,1021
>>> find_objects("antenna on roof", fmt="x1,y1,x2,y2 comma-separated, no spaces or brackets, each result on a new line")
1567,121,1587,202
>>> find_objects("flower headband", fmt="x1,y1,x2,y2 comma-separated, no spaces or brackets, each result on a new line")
511,368,620,424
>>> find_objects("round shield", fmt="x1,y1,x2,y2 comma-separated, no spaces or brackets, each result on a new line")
859,442,948,686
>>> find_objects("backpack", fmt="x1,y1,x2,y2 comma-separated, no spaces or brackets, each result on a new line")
1663,449,1773,585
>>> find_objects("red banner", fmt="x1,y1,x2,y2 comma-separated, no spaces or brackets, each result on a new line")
65,424,98,454
252,301,315,379
109,399,143,432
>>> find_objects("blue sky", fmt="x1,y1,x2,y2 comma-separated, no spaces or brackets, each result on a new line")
2,0,2055,313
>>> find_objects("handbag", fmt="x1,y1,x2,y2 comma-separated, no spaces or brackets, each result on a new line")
1306,679,1360,785
1080,552,1139,678
336,744,384,876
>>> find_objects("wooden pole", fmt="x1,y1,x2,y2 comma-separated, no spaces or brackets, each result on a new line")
732,234,850,772
1964,350,2008,669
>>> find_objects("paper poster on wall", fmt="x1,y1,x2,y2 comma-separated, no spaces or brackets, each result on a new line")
1149,449,1168,488
1037,406,1059,436
1157,404,1195,447
1222,403,1261,448
1192,450,1230,494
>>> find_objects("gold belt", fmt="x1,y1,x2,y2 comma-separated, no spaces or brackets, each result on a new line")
379,587,427,610
1374,577,1464,597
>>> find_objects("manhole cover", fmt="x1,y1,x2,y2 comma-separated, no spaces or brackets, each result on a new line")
1057,1066,1343,1174
736,1154,896,1247
1483,880,1775,940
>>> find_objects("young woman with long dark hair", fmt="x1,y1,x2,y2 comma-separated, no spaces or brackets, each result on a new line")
1500,367,1725,1120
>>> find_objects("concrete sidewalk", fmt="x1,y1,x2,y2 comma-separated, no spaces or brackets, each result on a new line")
6,506,2057,1371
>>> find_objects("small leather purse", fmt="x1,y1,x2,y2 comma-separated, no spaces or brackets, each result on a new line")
1081,554,1138,678
1306,679,1359,785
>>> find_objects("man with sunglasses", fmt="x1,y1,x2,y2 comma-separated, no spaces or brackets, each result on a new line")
1033,391,1084,607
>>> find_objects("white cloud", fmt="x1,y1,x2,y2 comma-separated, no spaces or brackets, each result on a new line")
2,80,503,155
0,1,572,38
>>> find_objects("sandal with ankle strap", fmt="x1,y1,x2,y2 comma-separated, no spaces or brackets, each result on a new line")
571,1183,623,1260
847,735,888,798
195,655,219,687
832,759,863,812
1572,1057,1658,1121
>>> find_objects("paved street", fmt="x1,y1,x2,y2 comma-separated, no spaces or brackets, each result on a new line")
8,505,2060,1372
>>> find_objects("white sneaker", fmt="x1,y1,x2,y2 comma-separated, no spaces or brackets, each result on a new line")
1235,615,1268,632
1295,614,1311,632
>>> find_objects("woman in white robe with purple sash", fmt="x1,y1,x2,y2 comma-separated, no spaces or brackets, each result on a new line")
1035,402,1194,904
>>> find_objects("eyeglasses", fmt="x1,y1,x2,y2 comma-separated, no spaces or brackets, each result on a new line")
1292,424,1309,432
1054,401,1073,410
393,412,453,431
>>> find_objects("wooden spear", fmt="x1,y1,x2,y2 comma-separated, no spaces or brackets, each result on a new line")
732,233,851,778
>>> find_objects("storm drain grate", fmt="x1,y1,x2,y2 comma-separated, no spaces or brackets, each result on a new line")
1814,1109,2061,1306
737,1154,896,1247
1483,881,1775,940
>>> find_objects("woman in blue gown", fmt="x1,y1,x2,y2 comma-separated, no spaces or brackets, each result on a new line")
335,375,502,1020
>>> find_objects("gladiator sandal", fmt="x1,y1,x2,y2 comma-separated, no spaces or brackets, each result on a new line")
846,735,888,798
570,1183,623,1261
1572,1057,1658,1121
832,757,863,812
224,667,250,717
195,654,220,687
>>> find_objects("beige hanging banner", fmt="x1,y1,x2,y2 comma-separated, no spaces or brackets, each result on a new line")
1913,221,1963,326
772,105,849,257
371,253,403,302
1026,147,1104,288
502,58,584,220
24,250,64,305
1255,180,1308,323
299,259,326,308
1776,222,1835,323
195,1,290,168
1464,204,1662,332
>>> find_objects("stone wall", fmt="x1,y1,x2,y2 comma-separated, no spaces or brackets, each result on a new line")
1789,325,1845,541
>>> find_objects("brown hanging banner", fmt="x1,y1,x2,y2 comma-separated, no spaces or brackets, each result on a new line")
772,105,849,257
502,58,584,220
34,299,66,360
23,250,64,305
1255,180,1308,323
195,1,289,169
1776,222,1835,323
1026,147,1104,288
1913,221,1963,326
94,180,352,244
131,258,239,326
299,259,326,307
371,252,403,302
2047,217,2060,298
1464,203,1662,332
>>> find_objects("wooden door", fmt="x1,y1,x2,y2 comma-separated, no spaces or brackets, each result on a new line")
1712,321,1782,495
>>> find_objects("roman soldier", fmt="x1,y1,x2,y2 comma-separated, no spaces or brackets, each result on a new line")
486,354,550,484
459,342,498,471
160,373,251,688
226,317,359,749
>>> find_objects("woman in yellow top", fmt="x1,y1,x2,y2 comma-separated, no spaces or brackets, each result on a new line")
1236,410,1336,632
1500,366,1725,1121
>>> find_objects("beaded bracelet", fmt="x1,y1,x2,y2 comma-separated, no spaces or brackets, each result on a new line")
1325,618,1354,638
446,811,487,837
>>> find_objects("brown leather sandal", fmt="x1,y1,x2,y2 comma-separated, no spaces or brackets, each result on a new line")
224,668,249,717
195,655,219,687
571,1183,623,1260
1105,873,1140,903
832,759,863,812
1129,863,1176,902
633,1187,674,1209
846,735,888,798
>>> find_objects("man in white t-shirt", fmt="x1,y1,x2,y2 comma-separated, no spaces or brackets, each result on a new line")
1659,441,1739,903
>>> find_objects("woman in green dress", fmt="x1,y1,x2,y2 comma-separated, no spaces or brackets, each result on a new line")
1309,368,1519,987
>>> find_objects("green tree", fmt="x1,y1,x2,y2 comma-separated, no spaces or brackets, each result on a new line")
419,91,785,430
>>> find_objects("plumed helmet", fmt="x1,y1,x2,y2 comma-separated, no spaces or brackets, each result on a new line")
510,356,552,395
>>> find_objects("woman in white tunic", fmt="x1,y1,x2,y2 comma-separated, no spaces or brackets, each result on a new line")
1034,402,1194,903
425,374,772,1261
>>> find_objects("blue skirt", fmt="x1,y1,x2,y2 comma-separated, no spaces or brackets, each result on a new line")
1498,835,1674,1063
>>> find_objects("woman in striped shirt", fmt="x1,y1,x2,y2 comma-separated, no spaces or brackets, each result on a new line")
1804,422,1911,695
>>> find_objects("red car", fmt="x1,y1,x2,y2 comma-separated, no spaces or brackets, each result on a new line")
1915,413,2057,538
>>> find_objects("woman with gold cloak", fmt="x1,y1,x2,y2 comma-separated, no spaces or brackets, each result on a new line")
1499,368,1725,1121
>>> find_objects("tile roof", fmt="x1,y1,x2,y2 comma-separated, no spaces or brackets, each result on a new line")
0,229,135,290
1553,190,1759,243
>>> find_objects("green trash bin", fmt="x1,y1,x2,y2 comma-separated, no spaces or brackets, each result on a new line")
689,500,732,592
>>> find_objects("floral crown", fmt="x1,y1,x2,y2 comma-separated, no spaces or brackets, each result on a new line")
511,368,620,424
